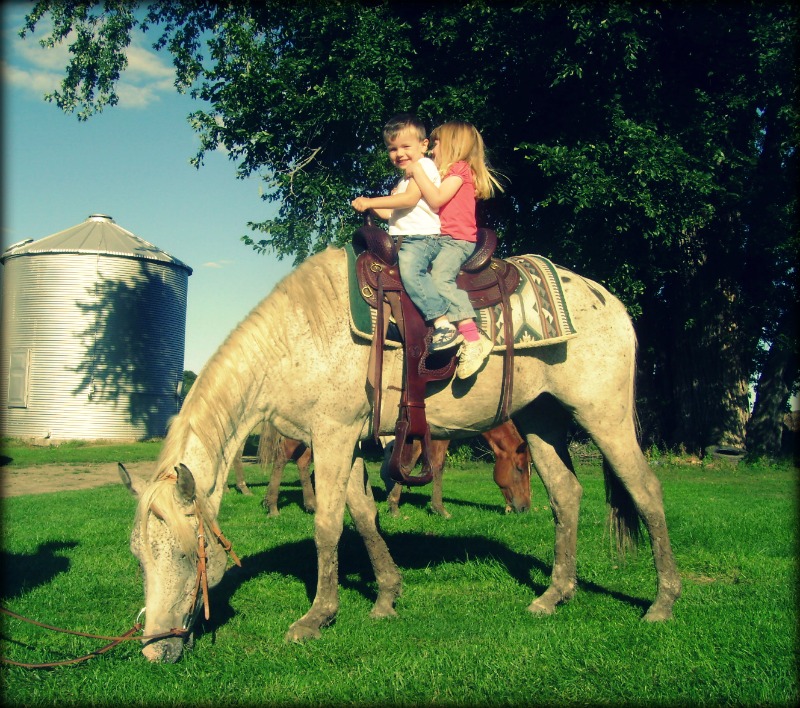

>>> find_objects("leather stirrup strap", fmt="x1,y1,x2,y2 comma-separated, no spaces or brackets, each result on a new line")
372,270,386,443
388,291,434,486
497,269,515,422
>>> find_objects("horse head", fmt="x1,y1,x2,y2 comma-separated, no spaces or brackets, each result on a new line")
486,432,532,514
125,463,231,663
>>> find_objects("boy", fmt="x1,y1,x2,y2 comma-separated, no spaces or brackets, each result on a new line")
351,114,464,352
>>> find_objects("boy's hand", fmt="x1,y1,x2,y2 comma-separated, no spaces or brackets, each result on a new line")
351,197,370,212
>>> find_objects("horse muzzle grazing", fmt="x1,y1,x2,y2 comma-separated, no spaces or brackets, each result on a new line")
123,463,240,663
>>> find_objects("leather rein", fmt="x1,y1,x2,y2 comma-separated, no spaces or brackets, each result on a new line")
1,495,240,669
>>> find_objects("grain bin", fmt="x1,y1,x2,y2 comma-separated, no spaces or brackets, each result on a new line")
0,214,193,441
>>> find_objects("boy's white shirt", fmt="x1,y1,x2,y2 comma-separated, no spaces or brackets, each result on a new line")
388,157,441,236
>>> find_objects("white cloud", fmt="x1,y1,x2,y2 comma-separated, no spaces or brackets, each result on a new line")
202,260,235,269
3,8,177,110
1,59,62,95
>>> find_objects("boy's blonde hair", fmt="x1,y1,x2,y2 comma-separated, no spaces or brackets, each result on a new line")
383,113,427,144
429,121,504,200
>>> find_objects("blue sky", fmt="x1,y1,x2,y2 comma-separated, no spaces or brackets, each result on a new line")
1,3,294,373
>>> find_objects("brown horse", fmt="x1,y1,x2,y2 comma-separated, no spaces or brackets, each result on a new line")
229,424,314,516
235,420,530,519
383,420,531,518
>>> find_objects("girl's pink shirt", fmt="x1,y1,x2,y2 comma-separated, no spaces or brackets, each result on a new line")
438,161,477,242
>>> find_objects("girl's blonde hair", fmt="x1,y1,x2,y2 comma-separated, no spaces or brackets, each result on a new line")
429,121,504,200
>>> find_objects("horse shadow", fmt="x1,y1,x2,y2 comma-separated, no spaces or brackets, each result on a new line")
194,527,649,640
379,487,508,514
0,541,79,601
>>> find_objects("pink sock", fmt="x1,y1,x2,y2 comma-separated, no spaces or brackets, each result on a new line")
458,320,480,342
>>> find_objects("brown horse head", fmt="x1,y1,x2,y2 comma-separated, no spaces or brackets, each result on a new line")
483,422,531,513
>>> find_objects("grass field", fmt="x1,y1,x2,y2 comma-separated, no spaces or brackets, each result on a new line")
1,441,797,706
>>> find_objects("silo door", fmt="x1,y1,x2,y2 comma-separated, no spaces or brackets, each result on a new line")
8,348,31,408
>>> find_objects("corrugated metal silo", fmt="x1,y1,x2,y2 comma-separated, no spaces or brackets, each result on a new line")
0,214,193,441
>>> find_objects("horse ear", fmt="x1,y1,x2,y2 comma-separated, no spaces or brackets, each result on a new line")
118,463,139,498
174,464,196,504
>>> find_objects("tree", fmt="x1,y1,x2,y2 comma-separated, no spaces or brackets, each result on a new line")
21,0,798,454
181,370,197,399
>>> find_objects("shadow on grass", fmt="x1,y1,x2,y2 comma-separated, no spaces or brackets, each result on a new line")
229,480,514,517
194,527,650,642
382,488,510,514
0,541,79,601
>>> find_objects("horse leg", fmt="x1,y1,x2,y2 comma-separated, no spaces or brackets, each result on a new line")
297,447,316,513
345,458,402,618
387,483,402,517
380,441,402,516
285,434,358,642
233,445,252,495
585,419,682,621
429,440,451,518
517,396,582,615
263,448,287,517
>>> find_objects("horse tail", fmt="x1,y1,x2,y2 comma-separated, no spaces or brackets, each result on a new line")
602,458,644,557
257,421,283,470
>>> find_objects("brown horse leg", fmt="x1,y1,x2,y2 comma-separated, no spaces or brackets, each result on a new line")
233,445,252,495
263,450,287,517
429,439,451,518
587,420,682,621
386,483,402,516
345,458,402,618
383,438,450,517
296,446,316,513
517,396,582,615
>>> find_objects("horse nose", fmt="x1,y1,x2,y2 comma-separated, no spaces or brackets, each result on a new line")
142,637,184,663
513,499,530,513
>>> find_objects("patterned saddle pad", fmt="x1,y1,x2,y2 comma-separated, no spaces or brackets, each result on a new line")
345,245,578,349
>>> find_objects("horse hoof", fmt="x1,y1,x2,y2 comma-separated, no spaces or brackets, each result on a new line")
527,599,557,616
643,603,674,622
284,622,322,643
370,604,398,620
431,506,451,519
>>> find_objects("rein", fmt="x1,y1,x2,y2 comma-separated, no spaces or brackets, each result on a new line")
0,490,241,669
0,607,187,669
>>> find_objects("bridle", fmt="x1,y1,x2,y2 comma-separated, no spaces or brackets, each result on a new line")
1,486,241,669
144,478,241,633
183,499,241,626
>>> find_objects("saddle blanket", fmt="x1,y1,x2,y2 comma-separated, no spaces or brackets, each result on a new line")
345,244,578,350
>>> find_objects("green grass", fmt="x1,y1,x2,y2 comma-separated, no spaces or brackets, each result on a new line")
1,447,797,707
0,438,164,467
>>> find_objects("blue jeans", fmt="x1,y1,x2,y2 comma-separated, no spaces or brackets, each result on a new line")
398,235,477,323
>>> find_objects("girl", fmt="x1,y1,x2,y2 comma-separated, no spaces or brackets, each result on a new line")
407,121,504,379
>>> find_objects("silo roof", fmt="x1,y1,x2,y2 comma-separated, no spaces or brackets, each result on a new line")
1,214,193,274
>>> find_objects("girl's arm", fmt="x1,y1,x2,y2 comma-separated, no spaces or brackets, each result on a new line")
408,162,462,208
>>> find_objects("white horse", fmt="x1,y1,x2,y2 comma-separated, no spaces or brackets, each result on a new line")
123,246,680,662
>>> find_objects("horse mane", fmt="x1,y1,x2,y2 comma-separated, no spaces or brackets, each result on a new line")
138,248,347,558
156,247,346,482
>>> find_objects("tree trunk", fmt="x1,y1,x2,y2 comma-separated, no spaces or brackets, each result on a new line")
664,263,751,453
746,310,799,457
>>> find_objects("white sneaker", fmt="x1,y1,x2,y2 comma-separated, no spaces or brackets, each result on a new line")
456,331,493,379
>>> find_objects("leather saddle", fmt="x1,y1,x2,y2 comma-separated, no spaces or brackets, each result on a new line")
353,216,519,486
